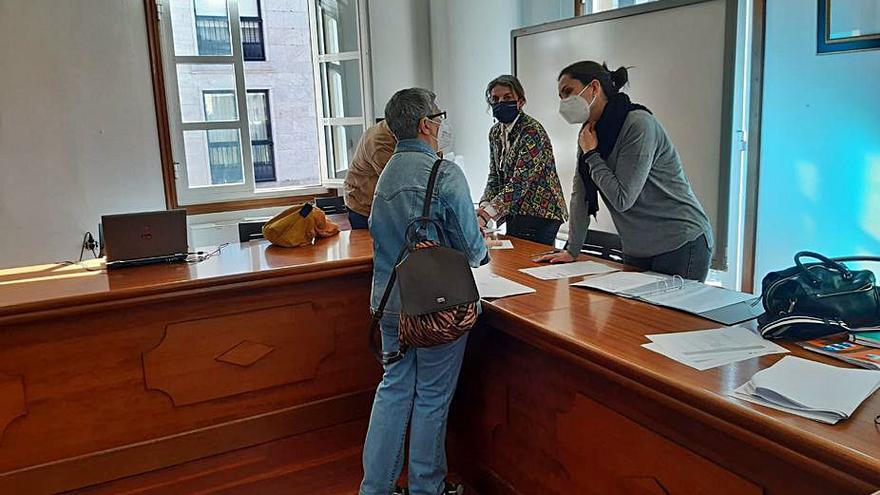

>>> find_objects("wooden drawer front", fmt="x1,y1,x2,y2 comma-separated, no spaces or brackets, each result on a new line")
144,303,332,406
452,328,762,495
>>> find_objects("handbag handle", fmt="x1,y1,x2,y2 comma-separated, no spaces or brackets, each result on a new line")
794,252,880,286
795,251,852,286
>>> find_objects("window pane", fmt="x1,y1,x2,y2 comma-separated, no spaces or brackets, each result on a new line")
176,64,238,123
170,0,226,57
240,0,260,18
324,125,363,180
183,129,245,187
581,0,656,15
241,0,265,61
320,60,363,118
194,0,233,56
204,90,237,121
247,91,275,183
316,0,359,54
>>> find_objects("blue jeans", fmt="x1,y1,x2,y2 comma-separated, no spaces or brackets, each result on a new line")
360,315,469,495
624,234,712,282
349,209,370,230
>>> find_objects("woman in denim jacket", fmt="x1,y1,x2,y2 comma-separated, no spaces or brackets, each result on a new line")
360,88,489,495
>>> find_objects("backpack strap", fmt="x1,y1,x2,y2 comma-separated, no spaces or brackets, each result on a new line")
369,159,445,366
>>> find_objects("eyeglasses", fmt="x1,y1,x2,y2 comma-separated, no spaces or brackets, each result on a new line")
426,111,447,122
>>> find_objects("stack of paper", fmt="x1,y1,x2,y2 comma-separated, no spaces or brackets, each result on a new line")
642,326,788,371
731,356,880,424
519,261,619,280
472,266,536,299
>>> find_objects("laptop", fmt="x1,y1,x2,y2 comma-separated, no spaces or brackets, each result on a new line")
100,209,189,268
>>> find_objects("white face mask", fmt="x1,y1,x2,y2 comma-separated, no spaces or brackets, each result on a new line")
558,85,597,125
428,117,454,156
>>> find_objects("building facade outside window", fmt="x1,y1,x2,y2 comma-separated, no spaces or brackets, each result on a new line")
158,0,370,207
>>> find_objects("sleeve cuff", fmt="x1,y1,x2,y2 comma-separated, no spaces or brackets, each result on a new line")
482,204,499,220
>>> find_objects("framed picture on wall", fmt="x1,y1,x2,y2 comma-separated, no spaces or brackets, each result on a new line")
818,0,880,53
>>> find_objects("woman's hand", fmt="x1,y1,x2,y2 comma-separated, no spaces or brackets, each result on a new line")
475,209,488,228
578,121,598,153
532,251,577,264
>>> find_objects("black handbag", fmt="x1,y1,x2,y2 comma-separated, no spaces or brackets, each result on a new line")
369,159,480,365
758,251,880,340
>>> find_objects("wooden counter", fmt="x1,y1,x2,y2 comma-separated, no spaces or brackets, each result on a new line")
0,231,380,494
451,241,880,495
1,232,878,494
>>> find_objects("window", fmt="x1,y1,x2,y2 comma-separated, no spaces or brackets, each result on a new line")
202,89,275,184
576,0,656,16
245,90,276,182
153,0,370,210
313,0,368,182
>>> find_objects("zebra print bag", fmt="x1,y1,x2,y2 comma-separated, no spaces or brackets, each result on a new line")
369,159,480,365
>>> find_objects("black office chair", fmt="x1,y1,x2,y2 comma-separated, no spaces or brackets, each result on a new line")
238,221,266,243
580,229,623,262
315,196,347,215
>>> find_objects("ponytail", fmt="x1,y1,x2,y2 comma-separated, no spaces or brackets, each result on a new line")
558,61,629,96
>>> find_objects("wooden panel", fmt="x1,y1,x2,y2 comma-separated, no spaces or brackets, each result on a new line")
0,272,378,476
551,393,760,494
452,325,875,495
67,418,370,495
144,303,333,406
2,391,374,495
0,373,26,445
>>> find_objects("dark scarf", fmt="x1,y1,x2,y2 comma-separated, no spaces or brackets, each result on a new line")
578,92,651,216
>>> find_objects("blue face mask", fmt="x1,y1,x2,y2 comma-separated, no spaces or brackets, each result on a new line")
491,101,519,124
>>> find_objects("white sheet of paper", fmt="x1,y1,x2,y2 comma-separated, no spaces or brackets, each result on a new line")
646,326,786,358
642,326,788,371
641,343,769,371
472,267,536,299
489,239,514,250
571,271,670,296
519,261,619,280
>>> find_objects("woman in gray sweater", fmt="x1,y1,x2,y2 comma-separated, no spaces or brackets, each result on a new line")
536,61,714,281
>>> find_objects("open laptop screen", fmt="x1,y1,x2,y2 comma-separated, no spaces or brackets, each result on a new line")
101,209,188,263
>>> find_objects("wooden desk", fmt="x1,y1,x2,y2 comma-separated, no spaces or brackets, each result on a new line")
0,231,380,494
2,232,878,494
451,240,880,494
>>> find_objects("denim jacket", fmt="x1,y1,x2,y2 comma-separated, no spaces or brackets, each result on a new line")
369,139,489,315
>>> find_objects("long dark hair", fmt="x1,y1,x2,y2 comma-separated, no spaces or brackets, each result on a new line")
558,61,629,97
485,74,526,104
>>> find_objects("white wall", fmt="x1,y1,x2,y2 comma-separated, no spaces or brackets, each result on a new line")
429,0,521,201
0,0,166,268
754,1,880,286
367,0,433,114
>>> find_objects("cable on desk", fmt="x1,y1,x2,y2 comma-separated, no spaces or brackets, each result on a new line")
187,243,229,264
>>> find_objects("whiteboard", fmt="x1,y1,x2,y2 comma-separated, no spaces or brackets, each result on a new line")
513,0,735,268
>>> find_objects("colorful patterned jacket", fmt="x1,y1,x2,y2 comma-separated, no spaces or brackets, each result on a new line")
479,112,568,222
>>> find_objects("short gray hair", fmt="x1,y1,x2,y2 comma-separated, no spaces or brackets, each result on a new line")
384,88,437,140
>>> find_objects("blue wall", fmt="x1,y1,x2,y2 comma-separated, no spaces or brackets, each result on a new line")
755,1,880,284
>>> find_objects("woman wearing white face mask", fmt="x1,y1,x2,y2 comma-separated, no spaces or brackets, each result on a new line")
536,61,714,281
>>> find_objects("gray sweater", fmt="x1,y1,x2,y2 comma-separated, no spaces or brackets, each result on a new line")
567,110,714,259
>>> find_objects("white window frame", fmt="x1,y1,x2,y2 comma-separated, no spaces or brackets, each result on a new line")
156,0,372,206
308,0,374,187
